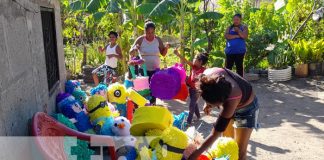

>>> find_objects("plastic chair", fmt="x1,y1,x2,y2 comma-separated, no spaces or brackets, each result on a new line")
31,112,117,160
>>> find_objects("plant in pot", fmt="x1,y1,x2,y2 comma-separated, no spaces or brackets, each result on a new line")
290,40,310,77
267,42,293,82
308,39,324,77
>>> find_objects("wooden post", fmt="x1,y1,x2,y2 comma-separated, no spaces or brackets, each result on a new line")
82,44,87,67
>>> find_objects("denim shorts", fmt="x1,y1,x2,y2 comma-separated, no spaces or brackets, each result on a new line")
233,96,260,129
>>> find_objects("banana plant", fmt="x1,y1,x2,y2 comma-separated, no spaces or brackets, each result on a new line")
149,0,189,60
68,0,153,72
148,0,223,64
69,0,145,35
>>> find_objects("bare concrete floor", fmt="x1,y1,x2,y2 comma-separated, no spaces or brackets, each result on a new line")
84,77,324,159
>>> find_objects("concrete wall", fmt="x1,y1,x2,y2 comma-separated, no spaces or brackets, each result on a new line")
0,0,65,136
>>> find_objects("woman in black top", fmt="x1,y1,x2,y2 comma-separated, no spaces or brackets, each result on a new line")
188,67,260,160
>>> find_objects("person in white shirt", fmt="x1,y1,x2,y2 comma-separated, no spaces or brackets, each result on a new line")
92,31,123,86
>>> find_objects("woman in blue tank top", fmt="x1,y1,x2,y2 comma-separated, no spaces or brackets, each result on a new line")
224,14,248,77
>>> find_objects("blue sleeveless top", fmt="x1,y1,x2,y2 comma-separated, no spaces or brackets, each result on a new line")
225,25,246,55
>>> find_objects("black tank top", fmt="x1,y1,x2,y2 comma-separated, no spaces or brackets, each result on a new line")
224,68,252,104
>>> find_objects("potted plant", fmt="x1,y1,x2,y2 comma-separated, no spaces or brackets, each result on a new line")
267,42,292,82
290,40,310,77
308,39,324,77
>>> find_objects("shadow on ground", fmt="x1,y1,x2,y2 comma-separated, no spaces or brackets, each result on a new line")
254,78,324,135
160,77,324,157
83,77,324,158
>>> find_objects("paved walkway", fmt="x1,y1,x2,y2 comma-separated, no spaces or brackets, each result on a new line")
159,77,324,160
83,77,324,159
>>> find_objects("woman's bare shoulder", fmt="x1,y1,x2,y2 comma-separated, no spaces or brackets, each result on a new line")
135,35,145,43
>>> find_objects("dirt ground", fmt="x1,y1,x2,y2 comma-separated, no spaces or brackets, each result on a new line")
84,77,324,159
159,77,324,160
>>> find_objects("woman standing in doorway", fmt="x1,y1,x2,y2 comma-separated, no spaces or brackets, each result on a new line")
129,20,170,104
225,14,248,77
